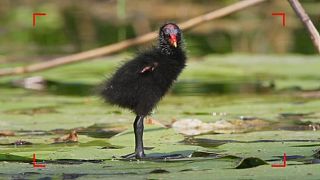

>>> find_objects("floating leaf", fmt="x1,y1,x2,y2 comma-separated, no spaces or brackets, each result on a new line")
0,154,32,162
1,55,320,178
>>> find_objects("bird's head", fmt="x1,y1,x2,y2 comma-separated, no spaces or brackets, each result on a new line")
159,23,182,51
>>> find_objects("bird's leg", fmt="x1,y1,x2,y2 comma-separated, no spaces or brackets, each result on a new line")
122,115,146,159
121,115,185,160
134,115,145,159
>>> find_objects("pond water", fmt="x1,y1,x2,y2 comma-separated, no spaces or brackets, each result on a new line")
0,55,319,179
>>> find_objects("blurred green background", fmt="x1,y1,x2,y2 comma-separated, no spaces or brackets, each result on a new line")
0,0,319,64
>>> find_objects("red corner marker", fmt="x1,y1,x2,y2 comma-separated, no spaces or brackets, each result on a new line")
33,13,47,27
33,153,46,168
271,153,287,168
272,12,286,27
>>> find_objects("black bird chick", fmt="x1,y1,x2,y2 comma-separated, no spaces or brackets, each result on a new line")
101,23,186,159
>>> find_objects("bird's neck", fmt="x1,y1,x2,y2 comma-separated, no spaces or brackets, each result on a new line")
159,46,179,56
158,37,184,56
157,46,185,65
158,44,183,57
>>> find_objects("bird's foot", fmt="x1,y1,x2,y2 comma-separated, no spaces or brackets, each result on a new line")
155,153,185,159
121,151,146,159
121,153,185,160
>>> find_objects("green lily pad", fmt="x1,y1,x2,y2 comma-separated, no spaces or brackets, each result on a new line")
0,153,32,162
1,55,320,179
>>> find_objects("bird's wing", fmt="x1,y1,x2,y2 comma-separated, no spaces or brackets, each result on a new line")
139,62,159,74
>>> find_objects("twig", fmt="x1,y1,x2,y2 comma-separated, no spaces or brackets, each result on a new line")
0,0,267,77
288,0,320,53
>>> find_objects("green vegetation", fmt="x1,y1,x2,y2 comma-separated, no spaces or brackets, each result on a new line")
0,55,319,179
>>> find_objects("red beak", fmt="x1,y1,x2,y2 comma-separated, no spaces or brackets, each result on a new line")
170,34,177,48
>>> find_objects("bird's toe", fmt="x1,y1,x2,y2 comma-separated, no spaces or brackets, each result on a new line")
121,152,146,160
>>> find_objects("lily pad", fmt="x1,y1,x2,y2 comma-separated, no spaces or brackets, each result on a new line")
1,55,320,179
0,154,32,162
